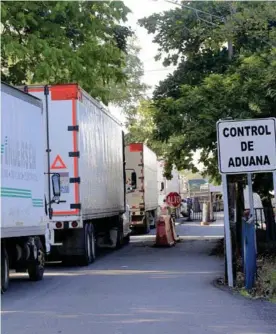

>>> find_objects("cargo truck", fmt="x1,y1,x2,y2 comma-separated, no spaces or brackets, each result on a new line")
22,84,131,266
1,82,61,293
125,143,158,234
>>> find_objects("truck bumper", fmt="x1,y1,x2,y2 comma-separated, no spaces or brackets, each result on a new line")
48,219,83,246
130,214,145,229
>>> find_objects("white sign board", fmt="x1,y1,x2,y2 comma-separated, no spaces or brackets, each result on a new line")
217,118,276,174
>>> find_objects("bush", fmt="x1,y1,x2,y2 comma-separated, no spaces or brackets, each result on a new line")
253,256,276,301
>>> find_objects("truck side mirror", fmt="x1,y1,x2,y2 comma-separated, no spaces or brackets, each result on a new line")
160,182,164,192
131,171,137,189
52,173,61,198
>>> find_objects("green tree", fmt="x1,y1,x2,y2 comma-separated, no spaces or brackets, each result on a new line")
138,1,276,183
106,36,149,110
139,1,276,249
1,1,140,104
125,99,167,157
124,98,196,179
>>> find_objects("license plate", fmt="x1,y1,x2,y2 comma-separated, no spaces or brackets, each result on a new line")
59,172,69,194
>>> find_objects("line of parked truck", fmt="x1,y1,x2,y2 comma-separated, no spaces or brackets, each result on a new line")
1,82,181,293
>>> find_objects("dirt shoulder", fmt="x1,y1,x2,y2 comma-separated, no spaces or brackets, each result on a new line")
210,238,276,303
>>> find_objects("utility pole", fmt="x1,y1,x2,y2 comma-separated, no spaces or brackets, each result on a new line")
227,2,236,60
228,40,233,60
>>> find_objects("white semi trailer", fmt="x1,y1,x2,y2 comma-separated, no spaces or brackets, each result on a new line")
125,143,158,234
1,82,60,293
22,84,131,266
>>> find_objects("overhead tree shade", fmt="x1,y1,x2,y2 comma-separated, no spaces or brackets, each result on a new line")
136,1,276,188
1,1,146,105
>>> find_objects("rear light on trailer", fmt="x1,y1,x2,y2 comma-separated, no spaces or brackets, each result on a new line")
56,222,62,229
71,221,78,228
129,143,143,152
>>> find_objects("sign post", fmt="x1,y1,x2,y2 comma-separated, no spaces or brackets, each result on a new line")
221,173,234,287
273,171,276,212
273,172,276,239
217,118,276,288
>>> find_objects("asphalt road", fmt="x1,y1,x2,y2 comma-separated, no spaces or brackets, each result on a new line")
2,220,276,334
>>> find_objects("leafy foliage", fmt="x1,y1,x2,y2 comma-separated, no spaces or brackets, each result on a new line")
1,1,145,104
138,1,276,190
125,99,167,157
124,99,195,179
139,1,276,65
106,36,149,110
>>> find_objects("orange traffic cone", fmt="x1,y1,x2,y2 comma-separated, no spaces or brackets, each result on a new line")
155,215,176,247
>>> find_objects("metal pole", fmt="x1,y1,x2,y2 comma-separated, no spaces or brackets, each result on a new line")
222,174,234,287
247,173,257,253
227,2,236,61
247,173,254,217
228,40,233,60
273,172,276,238
246,173,257,289
273,171,276,208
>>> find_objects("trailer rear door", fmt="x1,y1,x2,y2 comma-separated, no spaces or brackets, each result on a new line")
25,85,80,217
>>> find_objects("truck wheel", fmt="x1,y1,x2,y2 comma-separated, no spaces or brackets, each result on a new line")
28,237,45,281
116,217,124,249
1,247,9,293
149,212,156,229
142,215,150,235
80,224,96,266
124,234,130,245
89,224,96,264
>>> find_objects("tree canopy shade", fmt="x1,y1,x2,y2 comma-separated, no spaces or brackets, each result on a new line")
125,99,167,156
106,36,149,111
138,1,276,184
1,1,145,105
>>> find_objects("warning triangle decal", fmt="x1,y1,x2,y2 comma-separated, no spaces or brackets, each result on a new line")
51,155,67,169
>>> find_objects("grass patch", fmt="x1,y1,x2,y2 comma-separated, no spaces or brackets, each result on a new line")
235,255,276,303
240,287,251,298
211,235,276,302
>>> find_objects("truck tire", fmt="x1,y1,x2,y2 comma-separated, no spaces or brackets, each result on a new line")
142,214,150,235
124,234,130,245
80,223,96,266
28,237,45,281
88,224,96,264
149,211,156,229
1,247,9,294
116,216,124,250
